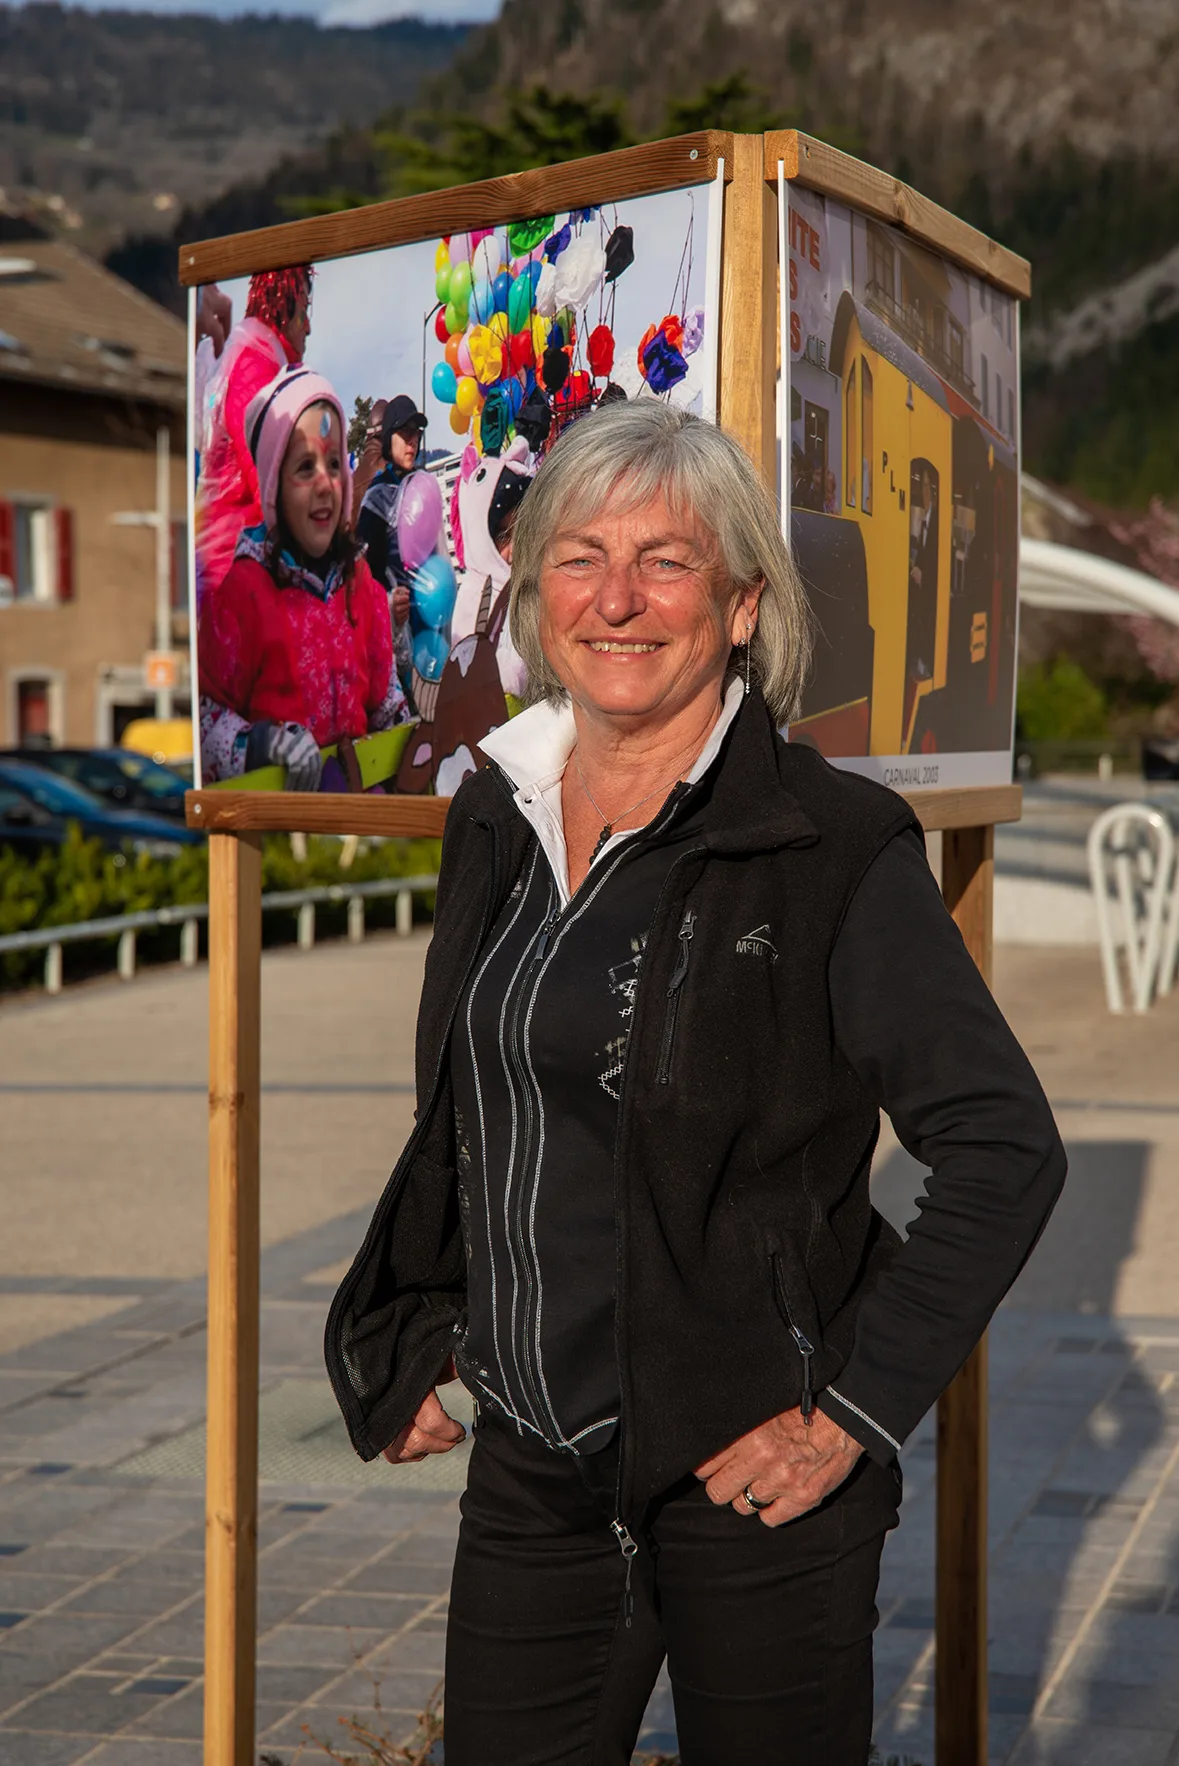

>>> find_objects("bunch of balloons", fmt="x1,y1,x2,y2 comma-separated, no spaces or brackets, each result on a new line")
396,470,458,683
429,213,636,461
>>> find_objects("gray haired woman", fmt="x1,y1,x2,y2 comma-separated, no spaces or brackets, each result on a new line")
327,401,1064,1765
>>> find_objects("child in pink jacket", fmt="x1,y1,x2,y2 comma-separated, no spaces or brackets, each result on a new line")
198,367,408,791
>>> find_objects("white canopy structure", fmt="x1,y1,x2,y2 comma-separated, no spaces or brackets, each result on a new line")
1020,537,1179,625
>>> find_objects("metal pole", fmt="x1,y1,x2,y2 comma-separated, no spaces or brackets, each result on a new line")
156,425,173,722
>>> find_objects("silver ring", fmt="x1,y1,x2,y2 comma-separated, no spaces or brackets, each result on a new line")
743,1483,774,1512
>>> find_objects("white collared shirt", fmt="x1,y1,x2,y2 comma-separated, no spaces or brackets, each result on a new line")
479,676,745,907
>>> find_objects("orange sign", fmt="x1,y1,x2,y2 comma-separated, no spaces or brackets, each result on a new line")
144,651,177,691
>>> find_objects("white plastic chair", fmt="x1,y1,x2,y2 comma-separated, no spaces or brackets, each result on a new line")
1087,803,1175,1013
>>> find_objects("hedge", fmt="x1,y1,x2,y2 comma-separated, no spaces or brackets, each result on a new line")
0,826,441,990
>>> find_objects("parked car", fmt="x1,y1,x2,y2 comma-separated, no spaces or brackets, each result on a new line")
0,782,69,855
5,748,189,820
0,762,202,856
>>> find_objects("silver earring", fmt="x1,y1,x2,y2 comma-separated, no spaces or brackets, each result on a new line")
744,619,753,697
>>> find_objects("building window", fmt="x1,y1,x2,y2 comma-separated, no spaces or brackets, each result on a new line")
867,227,895,302
948,318,965,379
980,354,989,420
845,361,857,509
17,679,52,744
0,501,74,604
861,356,873,515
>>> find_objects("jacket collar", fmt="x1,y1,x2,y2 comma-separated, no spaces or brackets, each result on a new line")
470,684,817,858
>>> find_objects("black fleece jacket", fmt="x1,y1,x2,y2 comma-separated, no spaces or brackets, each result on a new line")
325,694,1066,1516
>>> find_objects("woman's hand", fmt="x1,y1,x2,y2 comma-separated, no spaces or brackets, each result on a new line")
695,1406,862,1527
381,1360,466,1465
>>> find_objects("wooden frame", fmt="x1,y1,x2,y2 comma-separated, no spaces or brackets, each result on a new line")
186,130,1025,1766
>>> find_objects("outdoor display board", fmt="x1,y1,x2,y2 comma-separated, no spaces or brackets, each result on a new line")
782,185,1020,791
188,179,721,795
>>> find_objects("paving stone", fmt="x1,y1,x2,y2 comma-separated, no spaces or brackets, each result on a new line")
285,1590,431,1631
256,1622,390,1669
1007,1718,1176,1764
0,1734,97,1764
81,1739,203,1764
9,1671,166,1735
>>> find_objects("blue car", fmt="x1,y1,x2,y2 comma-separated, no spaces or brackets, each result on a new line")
0,761,203,856
6,748,189,820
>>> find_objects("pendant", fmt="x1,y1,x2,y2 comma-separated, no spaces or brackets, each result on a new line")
590,823,613,861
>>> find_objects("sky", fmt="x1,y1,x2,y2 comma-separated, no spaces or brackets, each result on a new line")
57,0,500,21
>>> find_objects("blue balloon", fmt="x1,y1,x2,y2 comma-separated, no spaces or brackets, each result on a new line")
526,260,543,294
431,360,457,404
492,270,512,313
470,278,496,325
413,628,449,683
411,551,458,632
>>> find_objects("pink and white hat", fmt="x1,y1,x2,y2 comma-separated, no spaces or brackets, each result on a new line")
244,366,352,533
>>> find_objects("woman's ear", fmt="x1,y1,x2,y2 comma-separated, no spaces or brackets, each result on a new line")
730,579,764,646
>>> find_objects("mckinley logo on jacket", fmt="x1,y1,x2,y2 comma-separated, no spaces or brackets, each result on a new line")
735,923,778,961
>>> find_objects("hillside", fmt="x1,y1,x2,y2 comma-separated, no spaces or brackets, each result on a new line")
0,3,467,258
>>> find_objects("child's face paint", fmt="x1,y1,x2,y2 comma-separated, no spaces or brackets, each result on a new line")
280,404,343,559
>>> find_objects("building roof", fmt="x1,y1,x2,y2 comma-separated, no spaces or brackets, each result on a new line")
0,214,185,410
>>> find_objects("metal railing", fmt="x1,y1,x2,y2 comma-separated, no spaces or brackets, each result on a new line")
0,874,439,995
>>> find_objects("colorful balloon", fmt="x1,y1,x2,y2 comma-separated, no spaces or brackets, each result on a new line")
457,335,474,377
413,627,450,682
433,308,450,344
471,235,503,283
493,270,512,314
431,360,457,404
434,264,452,303
449,404,471,435
444,334,463,373
449,261,472,305
449,232,471,266
530,314,549,359
508,329,535,373
507,274,533,333
434,240,450,272
397,471,444,571
470,277,496,326
455,375,480,417
444,301,465,336
488,311,510,343
412,552,458,631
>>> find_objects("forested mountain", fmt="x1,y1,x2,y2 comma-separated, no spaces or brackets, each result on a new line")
0,4,467,256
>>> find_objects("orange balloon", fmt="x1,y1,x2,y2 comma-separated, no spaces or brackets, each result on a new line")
444,334,463,374
449,404,471,435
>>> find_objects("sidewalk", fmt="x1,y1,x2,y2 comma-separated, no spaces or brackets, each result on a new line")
1,932,1177,1764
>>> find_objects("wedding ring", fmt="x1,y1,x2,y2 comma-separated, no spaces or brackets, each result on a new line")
743,1483,774,1512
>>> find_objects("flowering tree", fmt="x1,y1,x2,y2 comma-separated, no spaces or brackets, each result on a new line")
1108,499,1179,683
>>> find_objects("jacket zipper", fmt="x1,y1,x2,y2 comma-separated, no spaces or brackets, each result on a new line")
655,908,696,1084
324,815,503,1450
611,842,706,1540
610,1516,639,1628
772,1252,816,1424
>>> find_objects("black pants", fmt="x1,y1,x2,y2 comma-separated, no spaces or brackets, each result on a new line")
444,1412,901,1766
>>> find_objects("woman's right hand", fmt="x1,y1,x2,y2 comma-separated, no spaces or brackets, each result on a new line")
381,1388,466,1464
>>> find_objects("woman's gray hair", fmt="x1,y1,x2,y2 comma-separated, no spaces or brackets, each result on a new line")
508,401,812,723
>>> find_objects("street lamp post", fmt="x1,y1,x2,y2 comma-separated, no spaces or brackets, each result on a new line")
111,425,174,722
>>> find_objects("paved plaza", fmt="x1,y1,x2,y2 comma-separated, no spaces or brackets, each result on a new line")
1,928,1179,1763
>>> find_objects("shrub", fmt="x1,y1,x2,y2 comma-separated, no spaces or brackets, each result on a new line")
1016,657,1109,741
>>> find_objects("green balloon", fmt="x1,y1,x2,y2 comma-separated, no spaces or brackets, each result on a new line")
435,263,452,302
507,273,533,333
508,215,554,254
449,261,473,304
444,300,464,335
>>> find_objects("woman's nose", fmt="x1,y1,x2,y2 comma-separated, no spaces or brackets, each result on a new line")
594,561,645,622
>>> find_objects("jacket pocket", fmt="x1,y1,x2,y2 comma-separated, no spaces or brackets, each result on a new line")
656,908,696,1085
769,1244,820,1424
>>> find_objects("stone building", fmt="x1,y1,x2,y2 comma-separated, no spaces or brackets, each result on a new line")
0,209,188,748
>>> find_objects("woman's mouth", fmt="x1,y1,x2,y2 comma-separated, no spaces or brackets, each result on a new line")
584,640,662,654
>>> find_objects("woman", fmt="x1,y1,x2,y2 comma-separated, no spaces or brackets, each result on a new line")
326,402,1065,1764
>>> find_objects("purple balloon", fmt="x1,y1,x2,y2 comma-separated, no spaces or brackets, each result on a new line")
396,471,443,572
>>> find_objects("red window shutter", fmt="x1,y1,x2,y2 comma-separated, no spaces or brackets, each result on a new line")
0,499,14,590
55,506,75,603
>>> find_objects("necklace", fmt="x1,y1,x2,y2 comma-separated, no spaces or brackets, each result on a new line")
574,751,683,861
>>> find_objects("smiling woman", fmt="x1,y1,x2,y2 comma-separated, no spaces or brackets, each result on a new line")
326,399,1067,1766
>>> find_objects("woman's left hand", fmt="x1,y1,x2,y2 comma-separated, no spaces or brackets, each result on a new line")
695,1406,863,1527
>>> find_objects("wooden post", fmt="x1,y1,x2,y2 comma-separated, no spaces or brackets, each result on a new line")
204,831,263,1766
720,132,777,485
936,822,993,1766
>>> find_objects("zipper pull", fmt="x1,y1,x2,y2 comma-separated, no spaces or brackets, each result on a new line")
611,1518,639,1629
534,913,559,962
667,908,696,993
790,1324,815,1425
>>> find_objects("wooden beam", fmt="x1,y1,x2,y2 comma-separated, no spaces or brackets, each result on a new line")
936,821,993,1766
904,782,1021,833
186,791,450,838
719,132,778,485
766,130,1031,301
179,132,730,286
204,832,262,1766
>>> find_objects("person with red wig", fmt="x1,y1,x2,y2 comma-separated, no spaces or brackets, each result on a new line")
194,265,313,610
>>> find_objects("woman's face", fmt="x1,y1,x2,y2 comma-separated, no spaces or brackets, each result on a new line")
283,291,311,362
538,491,759,726
280,405,343,560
